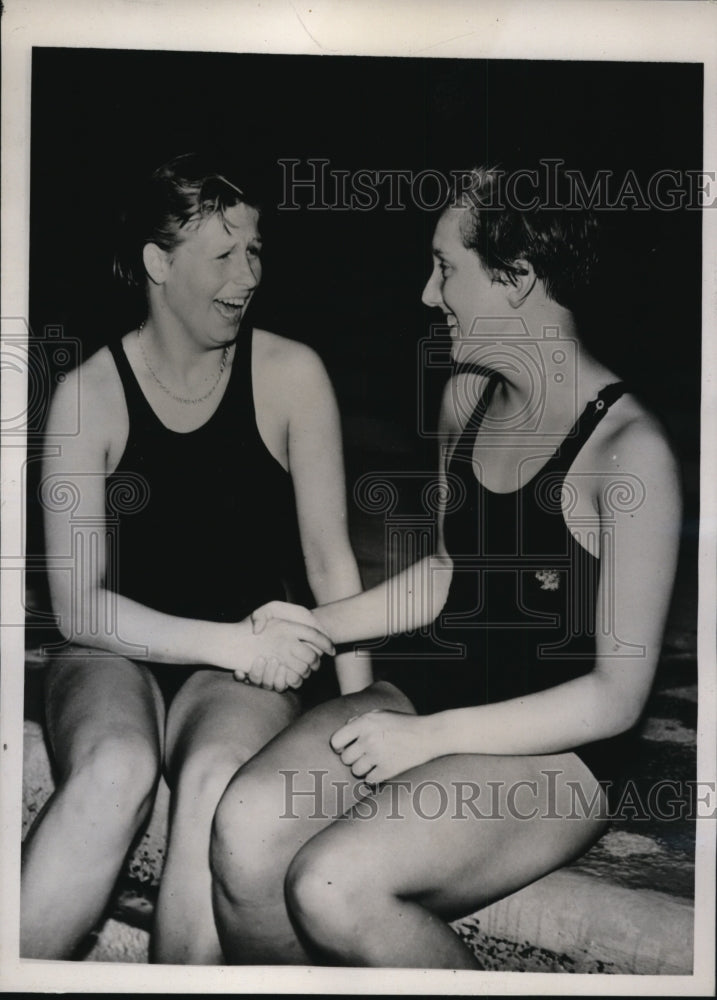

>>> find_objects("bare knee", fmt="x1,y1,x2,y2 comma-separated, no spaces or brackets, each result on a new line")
59,732,160,827
285,838,368,956
170,739,255,813
211,769,291,902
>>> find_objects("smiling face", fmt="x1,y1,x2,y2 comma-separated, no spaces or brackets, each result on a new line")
422,207,510,361
155,202,262,349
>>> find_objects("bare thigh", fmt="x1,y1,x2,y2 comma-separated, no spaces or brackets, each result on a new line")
152,670,302,962
214,680,416,846
296,751,609,920
44,647,164,775
163,669,302,783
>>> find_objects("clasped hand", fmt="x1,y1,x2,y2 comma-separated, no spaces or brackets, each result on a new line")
243,602,431,779
233,601,333,692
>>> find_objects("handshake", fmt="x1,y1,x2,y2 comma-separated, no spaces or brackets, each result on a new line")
233,601,335,693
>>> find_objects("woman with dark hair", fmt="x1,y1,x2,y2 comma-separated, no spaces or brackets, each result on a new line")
20,153,406,964
209,165,681,967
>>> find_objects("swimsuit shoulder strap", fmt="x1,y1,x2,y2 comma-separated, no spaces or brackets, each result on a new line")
551,381,628,474
450,366,501,451
107,336,159,431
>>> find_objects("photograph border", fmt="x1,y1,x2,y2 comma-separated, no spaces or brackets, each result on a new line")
2,0,716,994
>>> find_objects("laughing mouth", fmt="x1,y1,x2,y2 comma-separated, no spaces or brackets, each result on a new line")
214,297,246,320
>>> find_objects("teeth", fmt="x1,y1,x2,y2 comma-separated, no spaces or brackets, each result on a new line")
214,297,248,322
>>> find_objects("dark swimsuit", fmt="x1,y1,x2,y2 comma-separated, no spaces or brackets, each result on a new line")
105,330,310,706
392,373,635,793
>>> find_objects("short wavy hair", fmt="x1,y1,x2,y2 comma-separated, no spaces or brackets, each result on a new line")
114,152,260,290
455,164,601,311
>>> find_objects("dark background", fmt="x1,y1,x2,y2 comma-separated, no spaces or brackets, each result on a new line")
27,49,702,651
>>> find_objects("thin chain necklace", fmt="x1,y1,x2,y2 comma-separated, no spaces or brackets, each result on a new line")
137,322,231,405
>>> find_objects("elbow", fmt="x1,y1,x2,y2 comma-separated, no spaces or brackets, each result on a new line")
602,709,641,740
304,560,331,598
614,699,646,735
304,551,361,602
592,675,647,739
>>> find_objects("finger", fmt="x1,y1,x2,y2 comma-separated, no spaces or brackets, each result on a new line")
252,599,302,633
330,717,361,752
248,665,264,685
289,641,320,667
253,601,315,633
284,646,315,677
251,608,270,634
248,655,267,686
339,743,365,767
268,658,299,689
277,657,309,683
288,663,307,686
275,602,323,629
272,664,289,693
261,657,279,690
302,645,323,673
285,669,305,690
290,624,335,657
302,641,329,658
350,755,375,779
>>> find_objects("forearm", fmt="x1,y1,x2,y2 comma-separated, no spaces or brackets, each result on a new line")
312,553,451,646
332,649,372,694
305,555,374,693
420,672,640,759
53,585,242,668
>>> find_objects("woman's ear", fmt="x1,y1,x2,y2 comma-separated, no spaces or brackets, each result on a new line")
142,243,171,285
506,260,537,309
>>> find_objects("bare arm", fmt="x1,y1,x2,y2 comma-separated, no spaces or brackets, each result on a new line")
42,358,333,675
283,344,376,693
253,377,460,651
423,421,682,755
311,377,459,645
252,376,460,643
311,552,452,645
332,418,682,780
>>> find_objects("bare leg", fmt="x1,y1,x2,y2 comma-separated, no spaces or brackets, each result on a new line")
21,650,163,959
286,753,609,968
210,681,415,964
151,670,300,965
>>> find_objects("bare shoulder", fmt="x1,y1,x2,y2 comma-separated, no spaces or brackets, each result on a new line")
253,328,324,369
592,393,681,499
47,341,125,443
252,328,331,396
